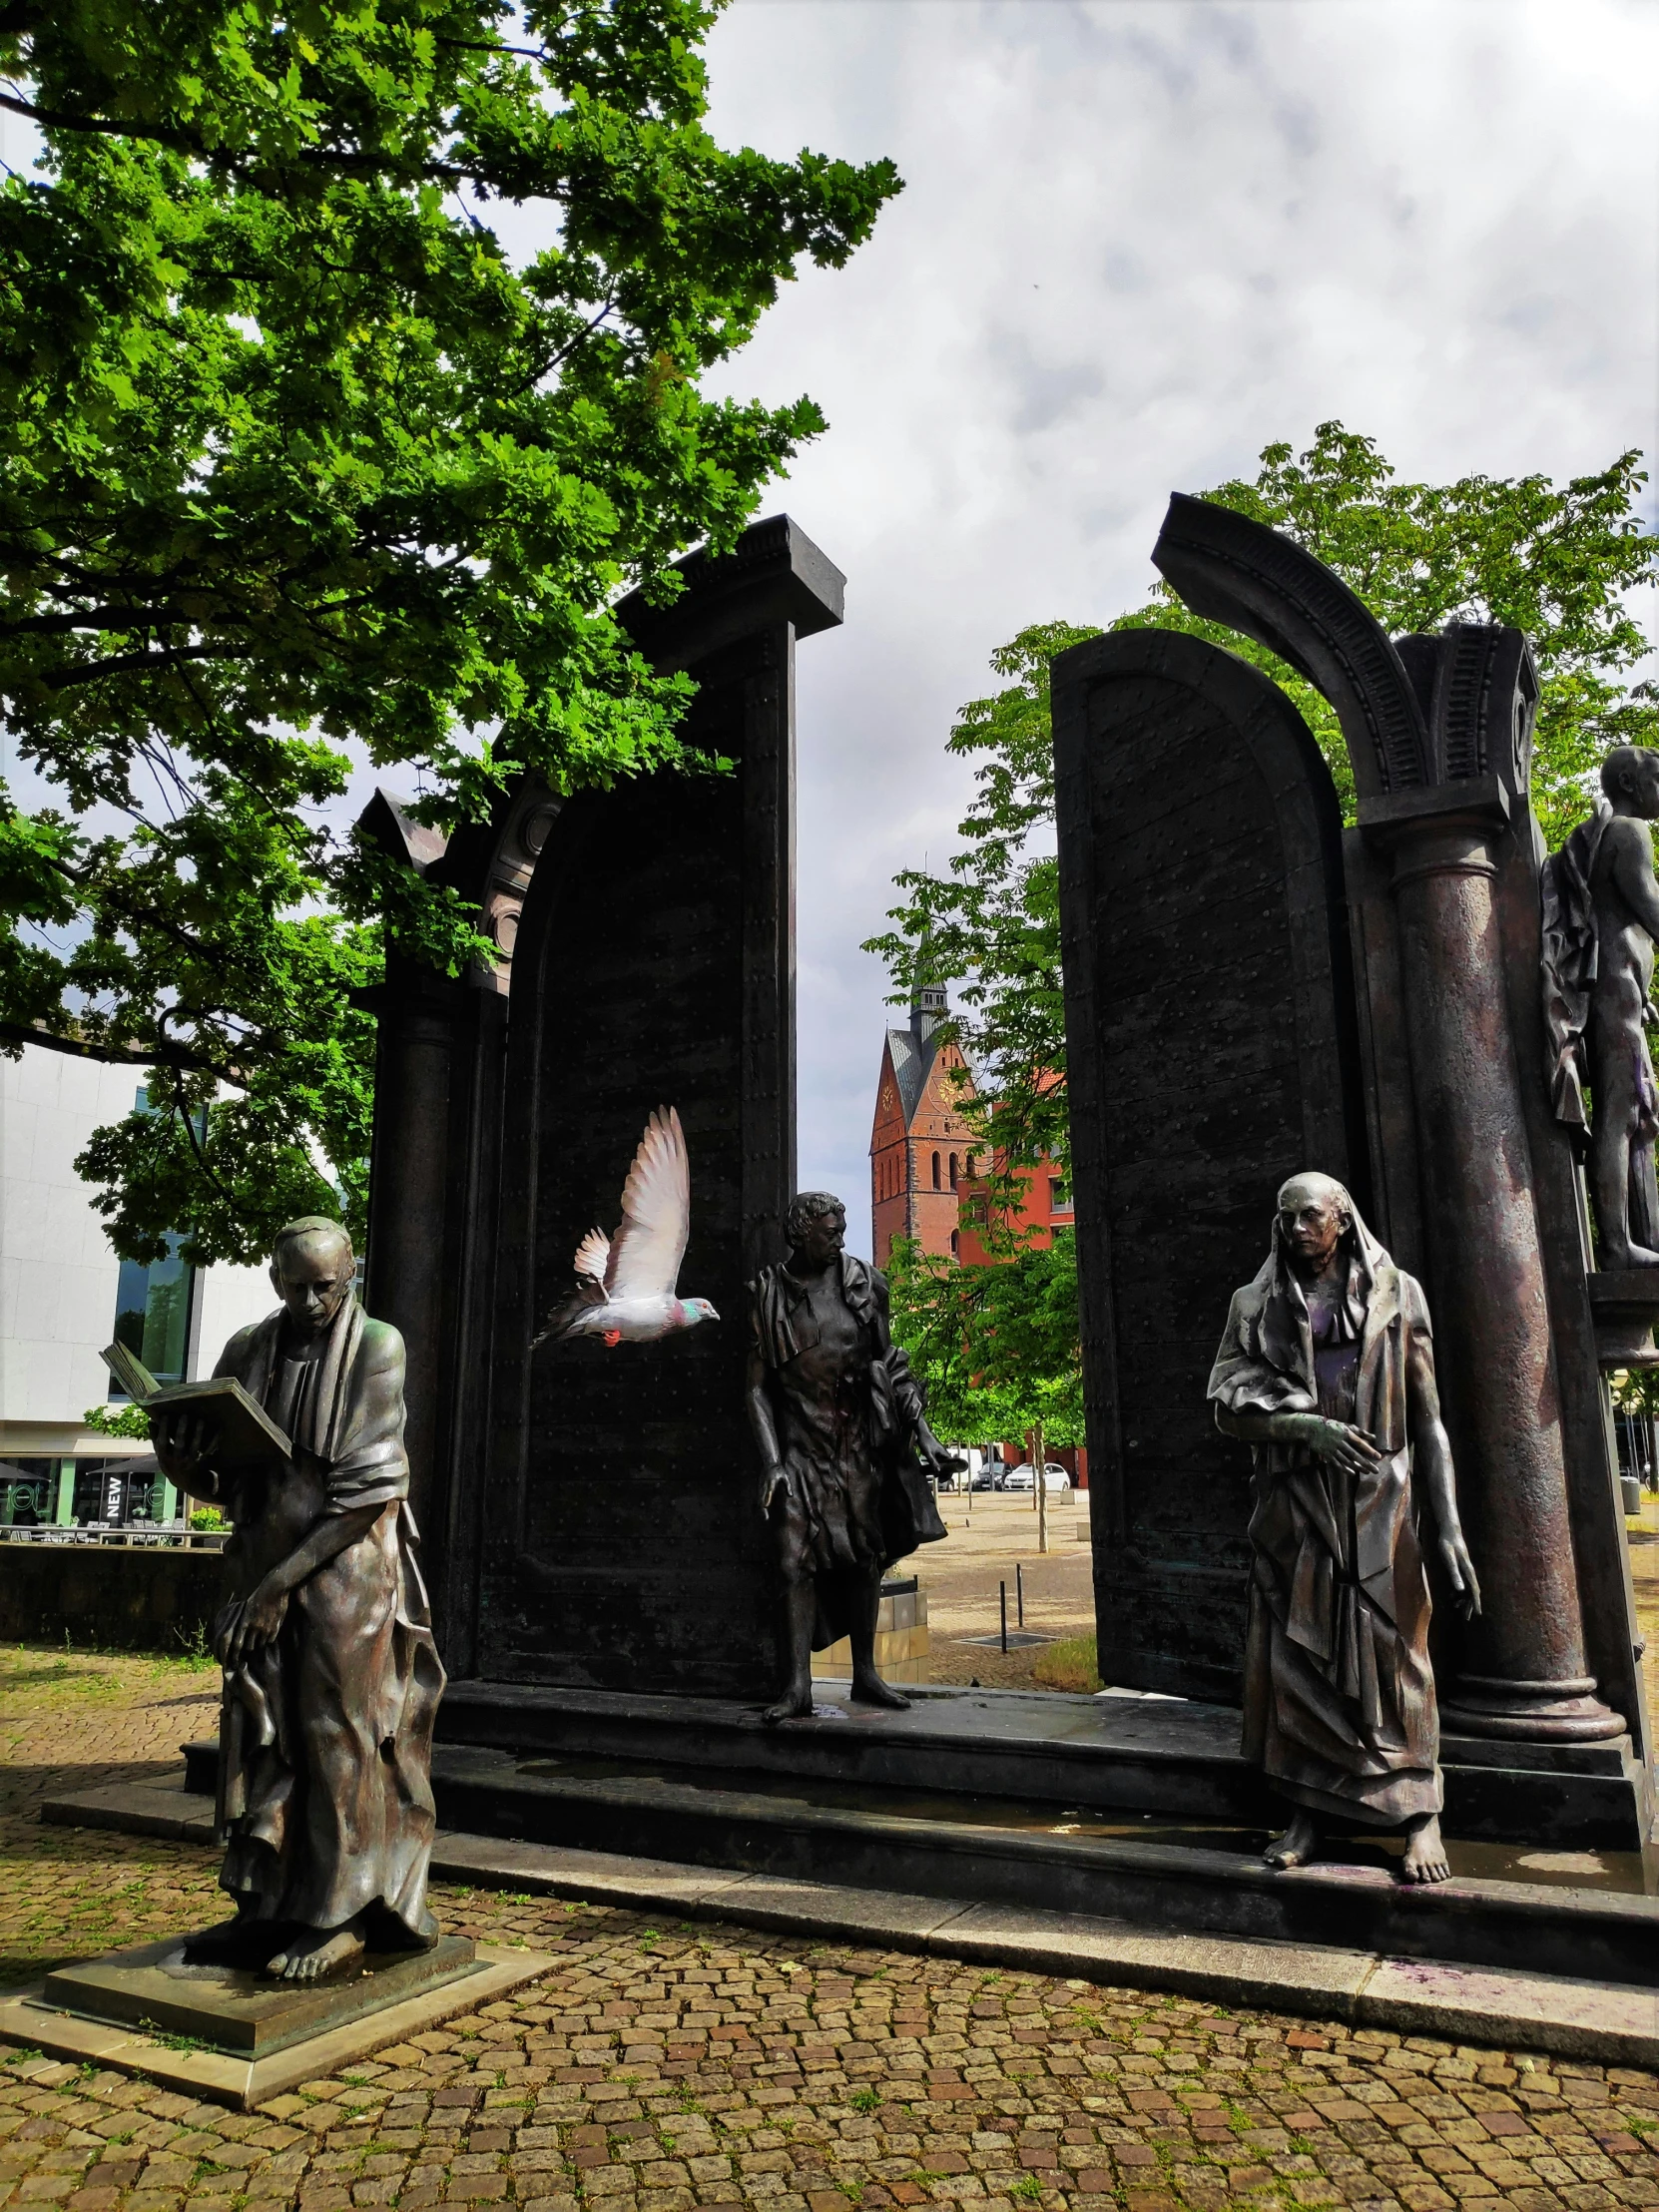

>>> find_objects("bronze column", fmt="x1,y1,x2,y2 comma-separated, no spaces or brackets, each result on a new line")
1363,781,1623,1742
363,969,461,1551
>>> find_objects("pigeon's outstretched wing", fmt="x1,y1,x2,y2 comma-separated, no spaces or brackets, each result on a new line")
605,1106,691,1301
572,1228,611,1305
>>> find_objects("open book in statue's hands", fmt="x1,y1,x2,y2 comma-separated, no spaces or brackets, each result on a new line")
100,1344,292,1473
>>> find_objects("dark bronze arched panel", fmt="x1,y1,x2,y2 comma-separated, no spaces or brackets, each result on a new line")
1053,627,1365,1703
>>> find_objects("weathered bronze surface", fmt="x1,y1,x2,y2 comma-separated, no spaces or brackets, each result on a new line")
1542,748,1659,1273
360,517,841,1696
1149,495,1635,1757
1210,1174,1478,1884
1051,628,1367,1702
42,1933,478,2056
152,1218,443,1982
746,1193,954,1722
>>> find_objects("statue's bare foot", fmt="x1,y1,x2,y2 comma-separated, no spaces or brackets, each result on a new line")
1400,1813,1451,1884
265,1922,366,1981
850,1670,910,1710
763,1685,815,1725
183,1914,269,1966
1264,1812,1321,1870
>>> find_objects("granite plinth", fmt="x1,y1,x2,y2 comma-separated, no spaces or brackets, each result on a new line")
2,1941,551,2110
43,1932,479,2056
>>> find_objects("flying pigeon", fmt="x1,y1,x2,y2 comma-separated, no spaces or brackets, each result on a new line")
532,1106,719,1350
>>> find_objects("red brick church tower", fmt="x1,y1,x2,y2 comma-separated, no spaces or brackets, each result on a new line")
868,985,979,1266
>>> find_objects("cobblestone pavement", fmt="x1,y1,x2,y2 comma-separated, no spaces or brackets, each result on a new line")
4,1644,1659,2212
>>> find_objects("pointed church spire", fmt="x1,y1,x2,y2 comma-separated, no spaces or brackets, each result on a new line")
910,930,948,1048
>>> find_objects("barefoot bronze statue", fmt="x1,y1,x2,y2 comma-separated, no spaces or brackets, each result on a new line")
1208,1174,1480,1885
746,1192,955,1723
152,1216,444,1980
1542,745,1659,1267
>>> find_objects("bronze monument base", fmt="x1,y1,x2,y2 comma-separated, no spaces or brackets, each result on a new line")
0,1936,550,2108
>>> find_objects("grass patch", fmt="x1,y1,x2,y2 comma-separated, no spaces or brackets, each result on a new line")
138,2017,214,2054
1031,1635,1102,1694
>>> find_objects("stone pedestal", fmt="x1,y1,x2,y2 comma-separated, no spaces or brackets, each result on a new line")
0,1936,550,2109
1587,1273,1659,1371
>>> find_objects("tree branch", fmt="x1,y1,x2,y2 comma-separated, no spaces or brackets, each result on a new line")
0,1019,231,1077
41,643,254,690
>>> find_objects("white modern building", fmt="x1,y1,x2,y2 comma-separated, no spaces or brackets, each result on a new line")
0,1042,273,1524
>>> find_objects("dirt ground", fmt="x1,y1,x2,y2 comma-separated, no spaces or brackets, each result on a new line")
1628,1485,1659,1733
898,1492,1096,1692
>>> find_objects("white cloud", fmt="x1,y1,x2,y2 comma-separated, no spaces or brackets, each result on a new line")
696,0,1659,1252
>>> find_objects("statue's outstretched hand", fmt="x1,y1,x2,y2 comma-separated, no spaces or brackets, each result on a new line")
1305,1417,1382,1478
759,1464,790,1516
1438,1530,1482,1619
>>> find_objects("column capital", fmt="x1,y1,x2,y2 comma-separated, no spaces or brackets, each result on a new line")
1358,774,1511,844
1358,776,1511,891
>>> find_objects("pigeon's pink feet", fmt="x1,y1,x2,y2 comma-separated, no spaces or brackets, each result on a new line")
604,1330,621,1348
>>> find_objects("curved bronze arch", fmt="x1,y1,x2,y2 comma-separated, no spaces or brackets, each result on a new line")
1152,492,1432,799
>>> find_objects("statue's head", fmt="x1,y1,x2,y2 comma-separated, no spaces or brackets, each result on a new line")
271,1216,356,1339
1276,1172,1353,1277
1601,746,1659,822
786,1191,845,1266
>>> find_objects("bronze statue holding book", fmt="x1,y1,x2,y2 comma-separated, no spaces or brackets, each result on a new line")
126,1216,444,1982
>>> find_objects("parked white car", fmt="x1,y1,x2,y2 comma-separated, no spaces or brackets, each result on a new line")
1000,1461,1071,1492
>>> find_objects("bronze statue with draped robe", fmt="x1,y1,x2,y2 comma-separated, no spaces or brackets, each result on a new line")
153,1216,444,1980
1208,1173,1480,1884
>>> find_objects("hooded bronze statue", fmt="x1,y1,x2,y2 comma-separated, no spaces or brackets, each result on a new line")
1208,1173,1480,1884
153,1216,443,1979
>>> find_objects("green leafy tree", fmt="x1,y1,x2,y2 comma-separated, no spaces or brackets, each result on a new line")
866,424,1659,1194
867,424,1656,1422
885,1232,1083,1451
1,0,899,1262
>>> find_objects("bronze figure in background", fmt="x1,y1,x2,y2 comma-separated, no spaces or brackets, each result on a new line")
152,1217,444,1979
1208,1174,1480,1884
1542,745,1659,1267
746,1193,957,1723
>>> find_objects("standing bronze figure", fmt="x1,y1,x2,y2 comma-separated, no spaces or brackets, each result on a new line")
1542,745,1659,1267
1208,1174,1480,1884
746,1193,955,1723
153,1216,444,1979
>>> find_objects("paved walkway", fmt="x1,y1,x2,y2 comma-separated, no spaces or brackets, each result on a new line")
3,1645,1659,2212
906,1497,1094,1691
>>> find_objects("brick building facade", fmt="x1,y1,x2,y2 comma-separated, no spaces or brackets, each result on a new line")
869,986,977,1268
867,991,1085,1483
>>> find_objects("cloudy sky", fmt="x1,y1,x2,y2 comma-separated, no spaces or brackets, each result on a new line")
691,0,1659,1253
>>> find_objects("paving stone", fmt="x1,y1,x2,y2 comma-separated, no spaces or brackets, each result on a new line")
4,1646,1659,2212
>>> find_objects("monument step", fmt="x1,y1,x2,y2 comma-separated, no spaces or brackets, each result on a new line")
417,1676,1650,1851
38,1778,1659,2068
423,1739,1659,1991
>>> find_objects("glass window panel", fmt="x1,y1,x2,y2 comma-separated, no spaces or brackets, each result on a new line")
110,1234,195,1390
